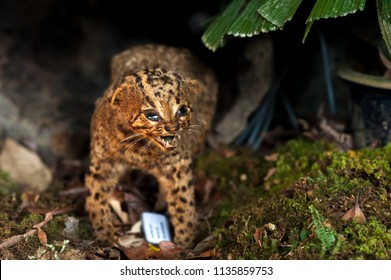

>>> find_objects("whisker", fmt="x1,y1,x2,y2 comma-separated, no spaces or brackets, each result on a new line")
188,124,204,134
177,131,191,151
117,133,145,146
114,133,145,152
120,136,146,153
186,128,203,136
139,139,153,156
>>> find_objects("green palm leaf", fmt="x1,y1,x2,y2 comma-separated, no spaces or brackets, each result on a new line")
258,0,303,28
303,0,366,42
377,0,391,56
228,0,279,37
201,0,244,52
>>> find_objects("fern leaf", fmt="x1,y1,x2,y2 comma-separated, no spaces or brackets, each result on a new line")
309,205,336,251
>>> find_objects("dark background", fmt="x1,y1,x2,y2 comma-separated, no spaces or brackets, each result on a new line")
0,0,381,162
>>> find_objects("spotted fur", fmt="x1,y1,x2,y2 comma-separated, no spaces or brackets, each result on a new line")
85,44,217,248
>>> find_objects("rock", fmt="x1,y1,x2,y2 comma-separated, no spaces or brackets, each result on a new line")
0,138,52,192
0,3,125,164
214,35,274,144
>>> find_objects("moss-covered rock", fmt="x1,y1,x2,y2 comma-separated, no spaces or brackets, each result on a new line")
209,139,391,259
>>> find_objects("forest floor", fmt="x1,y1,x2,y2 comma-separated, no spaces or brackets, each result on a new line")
0,137,390,260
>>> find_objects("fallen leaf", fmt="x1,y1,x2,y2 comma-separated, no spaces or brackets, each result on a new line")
89,247,122,260
155,241,182,259
109,198,128,224
148,243,161,252
17,192,40,214
21,192,40,204
192,235,216,256
0,208,59,250
198,249,215,258
201,178,215,204
37,228,47,246
118,237,145,249
116,239,150,260
264,153,278,161
253,228,263,248
127,220,142,235
263,167,276,181
342,195,366,223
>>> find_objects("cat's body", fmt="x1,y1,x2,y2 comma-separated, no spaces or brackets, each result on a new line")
85,44,217,248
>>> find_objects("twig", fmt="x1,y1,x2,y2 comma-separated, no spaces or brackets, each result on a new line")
0,207,58,250
0,229,37,250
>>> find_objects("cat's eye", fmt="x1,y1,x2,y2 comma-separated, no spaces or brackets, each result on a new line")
144,110,161,122
177,105,188,117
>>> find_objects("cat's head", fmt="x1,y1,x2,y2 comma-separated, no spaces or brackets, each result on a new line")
108,68,200,151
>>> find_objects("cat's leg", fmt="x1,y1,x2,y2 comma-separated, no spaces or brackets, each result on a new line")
85,156,119,244
153,159,197,248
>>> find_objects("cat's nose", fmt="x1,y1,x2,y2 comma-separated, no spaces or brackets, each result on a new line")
164,123,180,133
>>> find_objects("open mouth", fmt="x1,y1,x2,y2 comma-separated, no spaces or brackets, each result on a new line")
155,135,177,150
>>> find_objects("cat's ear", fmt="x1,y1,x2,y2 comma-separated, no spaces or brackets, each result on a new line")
107,81,129,105
108,87,122,105
107,77,141,106
106,77,142,121
184,79,201,99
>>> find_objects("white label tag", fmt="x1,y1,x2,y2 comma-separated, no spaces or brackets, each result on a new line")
141,212,171,244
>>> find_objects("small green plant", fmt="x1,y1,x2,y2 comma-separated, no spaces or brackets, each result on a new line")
28,240,70,260
202,0,391,54
308,205,336,254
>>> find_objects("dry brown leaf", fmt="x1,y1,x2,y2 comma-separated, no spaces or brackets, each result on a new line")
17,192,40,214
264,153,278,161
201,179,215,204
156,241,182,259
89,247,122,260
342,195,366,223
118,240,184,260
0,208,59,250
116,239,150,260
192,235,216,256
198,249,214,258
253,228,263,248
37,227,48,246
109,198,128,224
263,167,276,181
21,192,40,204
342,201,366,223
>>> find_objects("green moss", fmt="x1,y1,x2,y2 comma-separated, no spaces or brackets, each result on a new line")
210,139,391,259
0,170,17,196
343,218,391,259
0,212,13,240
19,214,42,233
196,149,265,188
265,140,333,192
195,149,267,231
